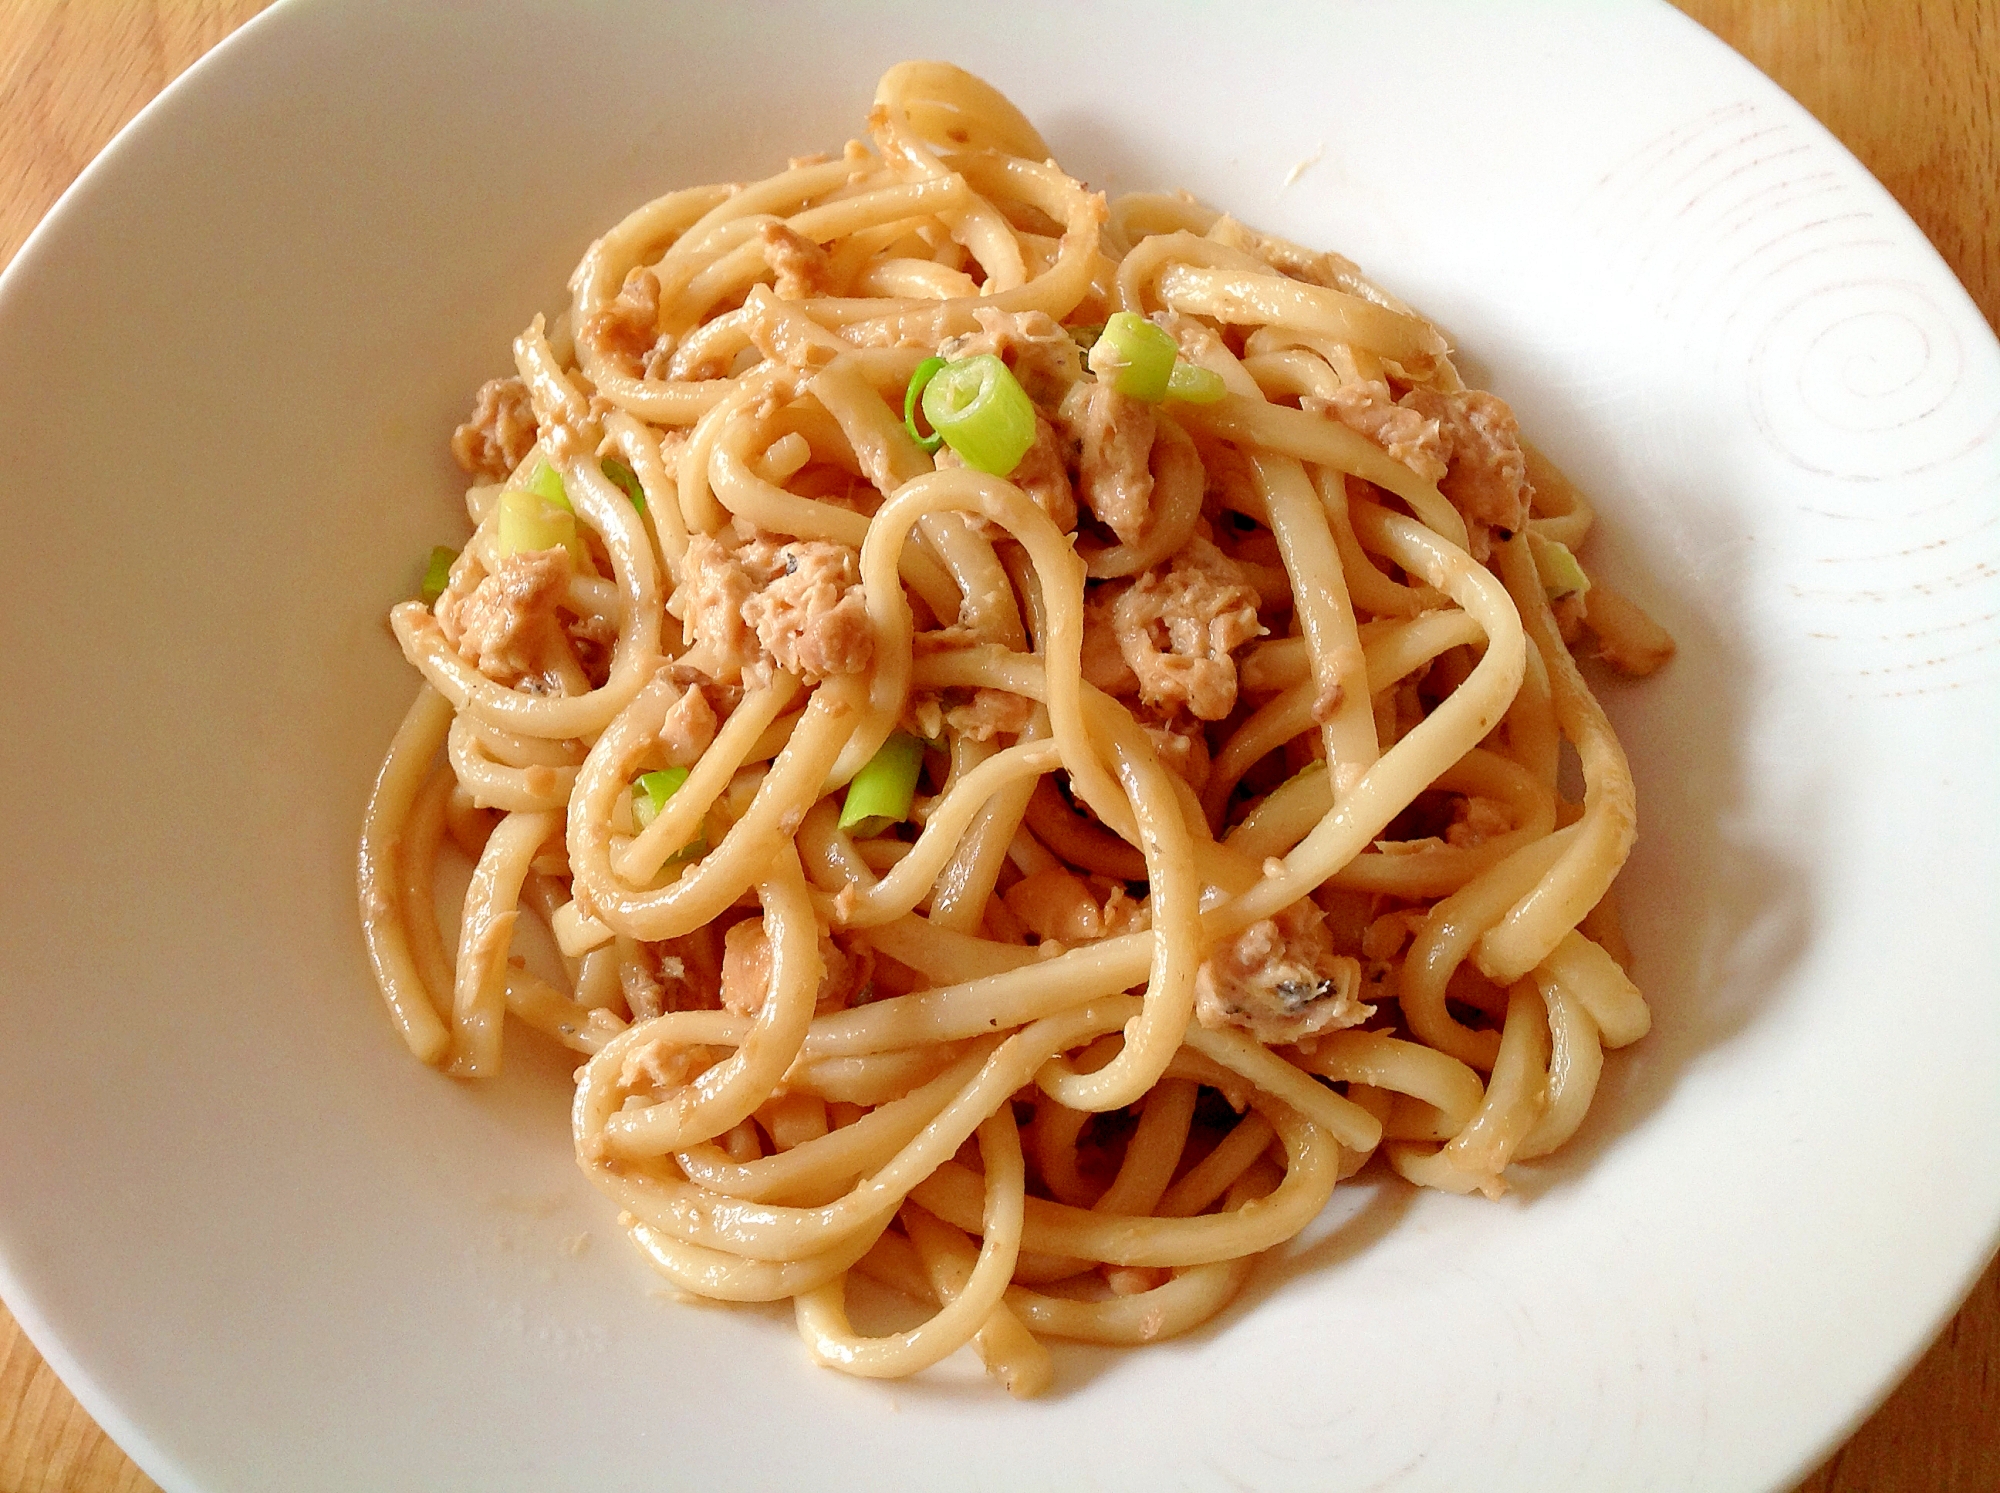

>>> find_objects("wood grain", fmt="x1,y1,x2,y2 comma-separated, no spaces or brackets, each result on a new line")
0,2,1993,1490
1676,0,1999,333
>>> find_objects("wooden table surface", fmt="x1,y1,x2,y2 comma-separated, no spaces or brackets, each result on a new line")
1,2,1994,1490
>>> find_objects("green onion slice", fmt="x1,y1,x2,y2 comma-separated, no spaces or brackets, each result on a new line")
632,766,690,829
1165,361,1227,404
1528,532,1591,600
527,457,573,512
420,545,457,603
601,456,647,514
920,354,1038,476
838,732,926,838
632,767,708,863
1088,311,1179,403
903,356,949,453
495,484,582,560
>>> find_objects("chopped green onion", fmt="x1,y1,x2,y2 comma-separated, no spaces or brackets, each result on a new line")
496,483,582,561
1088,311,1179,402
527,457,573,512
420,545,457,603
601,456,647,514
1067,322,1105,352
1165,361,1227,404
839,732,926,838
920,354,1038,476
632,766,690,828
632,767,708,863
1528,532,1591,600
903,356,949,453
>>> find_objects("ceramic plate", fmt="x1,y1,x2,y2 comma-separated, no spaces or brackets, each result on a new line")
2,2,1995,1488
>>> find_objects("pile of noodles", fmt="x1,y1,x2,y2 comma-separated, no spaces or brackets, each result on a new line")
359,61,1673,1395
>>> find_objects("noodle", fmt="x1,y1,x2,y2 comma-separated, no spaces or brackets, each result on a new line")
358,61,1675,1396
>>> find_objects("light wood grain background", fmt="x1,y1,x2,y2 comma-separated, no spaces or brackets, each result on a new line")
1,2,1994,1490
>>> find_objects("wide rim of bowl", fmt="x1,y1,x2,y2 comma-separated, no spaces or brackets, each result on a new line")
0,2,1996,1490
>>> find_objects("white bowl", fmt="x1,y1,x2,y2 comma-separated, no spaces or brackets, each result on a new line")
2,2,1996,1489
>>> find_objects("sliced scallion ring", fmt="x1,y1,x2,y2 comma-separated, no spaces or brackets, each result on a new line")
1528,532,1591,600
420,545,457,603
920,354,1038,476
1165,361,1227,404
496,484,581,560
1088,311,1179,403
601,456,647,514
903,356,949,453
838,732,926,838
527,457,573,512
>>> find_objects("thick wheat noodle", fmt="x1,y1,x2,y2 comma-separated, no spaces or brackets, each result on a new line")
1535,930,1651,1047
580,1001,1140,1254
1251,450,1378,789
504,966,610,1055
690,180,977,325
1205,503,1525,938
1243,347,1348,403
1030,1099,1100,1208
1391,982,1551,1196
1201,676,1318,826
1155,264,1444,366
614,673,800,883
600,847,820,1154
1189,395,1469,548
1298,1030,1485,1131
785,1045,971,1106
656,159,857,320
567,675,862,941
1516,981,1603,1159
389,426,661,742
1397,827,1577,1072
358,687,457,1062
1505,627,1562,790
1020,692,1200,1114
466,715,584,768
1156,1111,1277,1218
822,740,1061,928
1318,467,1445,616
909,1102,1336,1266
875,59,1051,159
362,61,1665,1394
865,95,1025,292
675,1042,1001,1205
808,357,1026,646
793,1108,1027,1377
513,316,593,432
1476,538,1637,982
398,769,458,1013
925,712,1046,933
627,1216,882,1302
1023,776,1147,879
1092,1078,1199,1216
900,1205,1055,1398
854,914,1039,981
1228,747,1555,896
446,715,575,811
450,808,559,1077
1221,603,1492,832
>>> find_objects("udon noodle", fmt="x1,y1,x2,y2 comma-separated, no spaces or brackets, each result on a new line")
358,61,1675,1395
